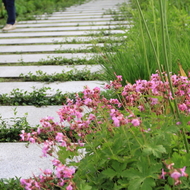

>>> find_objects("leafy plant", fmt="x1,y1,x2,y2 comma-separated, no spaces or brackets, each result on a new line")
19,69,103,82
0,87,70,106
0,177,24,190
19,73,190,189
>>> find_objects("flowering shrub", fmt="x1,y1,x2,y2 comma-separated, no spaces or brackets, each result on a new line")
20,73,190,190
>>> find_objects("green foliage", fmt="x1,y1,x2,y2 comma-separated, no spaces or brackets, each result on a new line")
19,69,103,82
100,0,190,84
71,113,188,189
0,177,24,190
36,57,99,66
0,87,75,106
0,114,33,142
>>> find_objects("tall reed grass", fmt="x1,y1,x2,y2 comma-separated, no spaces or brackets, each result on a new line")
100,0,190,85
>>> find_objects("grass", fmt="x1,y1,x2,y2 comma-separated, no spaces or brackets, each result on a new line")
100,0,190,85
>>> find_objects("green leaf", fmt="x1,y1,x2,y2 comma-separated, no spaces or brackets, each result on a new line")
143,144,166,158
121,168,140,179
77,180,92,190
102,168,116,179
164,184,172,190
140,178,155,190
57,146,79,165
128,177,144,190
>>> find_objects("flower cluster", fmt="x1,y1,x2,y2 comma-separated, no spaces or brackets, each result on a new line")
19,73,190,189
20,159,75,190
160,162,188,185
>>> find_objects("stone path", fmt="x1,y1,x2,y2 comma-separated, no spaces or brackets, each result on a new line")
0,0,129,180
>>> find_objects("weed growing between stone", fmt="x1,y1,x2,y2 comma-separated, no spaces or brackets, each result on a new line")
0,87,80,106
20,73,190,190
19,69,103,82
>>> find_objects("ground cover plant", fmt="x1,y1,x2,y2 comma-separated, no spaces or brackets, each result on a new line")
0,87,79,106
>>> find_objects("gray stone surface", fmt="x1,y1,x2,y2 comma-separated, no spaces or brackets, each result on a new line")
36,15,112,20
18,17,114,24
0,30,125,38
0,81,106,95
0,36,126,45
15,21,129,28
0,106,62,127
0,43,104,53
0,53,95,63
0,65,102,77
13,25,121,32
0,143,53,179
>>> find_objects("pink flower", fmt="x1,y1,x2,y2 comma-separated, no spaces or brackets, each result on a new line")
55,132,64,142
170,170,181,180
179,166,188,177
160,169,167,179
66,184,73,190
131,119,140,126
63,167,75,178
112,116,120,127
178,103,187,111
150,98,159,105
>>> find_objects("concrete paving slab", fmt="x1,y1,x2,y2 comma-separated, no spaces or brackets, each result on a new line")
0,81,106,95
0,53,95,63
0,106,62,127
0,143,53,179
37,15,112,20
18,18,114,24
15,21,129,28
0,65,102,77
0,36,126,45
10,25,120,32
0,43,104,53
0,30,126,38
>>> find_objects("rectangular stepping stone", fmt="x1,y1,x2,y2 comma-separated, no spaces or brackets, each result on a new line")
0,65,102,77
0,43,104,53
11,25,122,32
0,143,53,179
15,21,130,28
0,30,126,38
0,81,106,95
18,18,114,24
0,53,95,63
0,106,62,127
37,15,112,20
0,36,126,45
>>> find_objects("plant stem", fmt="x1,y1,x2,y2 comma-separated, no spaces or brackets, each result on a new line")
158,0,189,153
135,0,163,81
